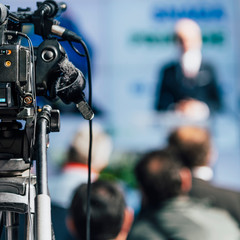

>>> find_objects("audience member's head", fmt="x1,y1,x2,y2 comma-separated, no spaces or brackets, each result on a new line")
167,125,214,169
67,180,131,240
66,122,113,172
175,18,202,53
135,149,191,207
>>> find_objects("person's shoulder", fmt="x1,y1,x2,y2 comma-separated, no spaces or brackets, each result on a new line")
128,215,166,240
180,197,240,237
188,195,236,221
213,185,240,196
200,60,215,72
192,178,240,197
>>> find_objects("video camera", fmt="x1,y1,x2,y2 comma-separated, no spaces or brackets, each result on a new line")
0,0,93,176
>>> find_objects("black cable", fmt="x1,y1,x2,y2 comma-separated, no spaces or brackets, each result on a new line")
69,40,93,240
86,118,93,240
68,41,85,57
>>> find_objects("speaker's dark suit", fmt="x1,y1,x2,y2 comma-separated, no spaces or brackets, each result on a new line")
155,62,222,111
190,177,240,227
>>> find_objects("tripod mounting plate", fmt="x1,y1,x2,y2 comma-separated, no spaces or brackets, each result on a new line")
0,175,36,214
0,159,30,177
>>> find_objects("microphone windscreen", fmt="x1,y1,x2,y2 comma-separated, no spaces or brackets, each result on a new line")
58,58,78,85
56,58,86,104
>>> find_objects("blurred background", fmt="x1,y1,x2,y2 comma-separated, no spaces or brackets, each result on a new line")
3,0,240,192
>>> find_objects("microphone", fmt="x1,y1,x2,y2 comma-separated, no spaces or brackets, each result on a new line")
36,2,82,43
51,24,82,43
37,0,67,18
56,58,94,120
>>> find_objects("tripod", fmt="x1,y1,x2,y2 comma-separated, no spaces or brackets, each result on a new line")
0,105,60,240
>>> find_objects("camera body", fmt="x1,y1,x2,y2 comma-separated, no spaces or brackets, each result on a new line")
0,44,35,175
0,29,36,175
0,1,85,175
0,44,31,111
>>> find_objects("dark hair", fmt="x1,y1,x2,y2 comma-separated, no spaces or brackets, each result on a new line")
135,149,182,207
167,126,211,168
69,180,126,240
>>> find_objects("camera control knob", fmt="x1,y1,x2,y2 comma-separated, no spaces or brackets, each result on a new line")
41,49,55,62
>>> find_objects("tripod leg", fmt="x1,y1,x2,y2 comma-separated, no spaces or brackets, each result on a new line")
4,212,19,240
0,212,3,238
24,212,34,240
